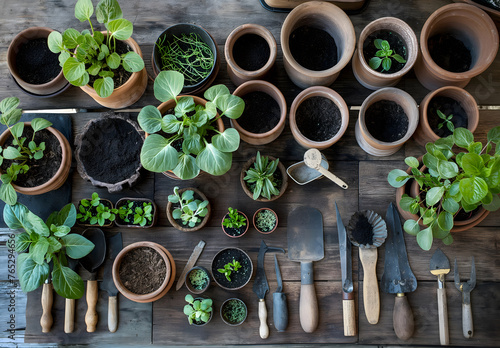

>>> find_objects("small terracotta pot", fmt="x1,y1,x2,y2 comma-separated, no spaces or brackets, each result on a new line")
115,197,157,228
76,197,115,228
355,87,419,156
352,17,418,90
80,35,148,108
166,187,211,232
211,247,253,291
112,241,175,303
225,24,277,86
413,86,479,147
232,80,286,145
289,86,349,149
280,1,356,88
220,298,248,326
0,123,71,196
185,266,211,294
240,155,288,202
221,210,249,238
414,3,499,90
253,208,278,234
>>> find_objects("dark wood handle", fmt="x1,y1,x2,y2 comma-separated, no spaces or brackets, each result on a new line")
393,294,414,340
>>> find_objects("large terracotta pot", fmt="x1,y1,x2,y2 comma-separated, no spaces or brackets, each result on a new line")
166,187,211,232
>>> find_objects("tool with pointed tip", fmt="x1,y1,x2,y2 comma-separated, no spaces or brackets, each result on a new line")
175,240,206,291
64,258,79,333
381,203,417,340
273,254,288,332
304,148,348,189
454,257,476,339
101,233,123,333
430,248,450,345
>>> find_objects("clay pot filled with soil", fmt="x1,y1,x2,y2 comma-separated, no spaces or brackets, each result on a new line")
75,116,144,193
289,86,349,149
115,197,157,228
281,1,355,88
76,196,115,228
352,17,418,90
356,87,418,156
240,155,288,202
220,298,248,326
414,3,499,90
225,24,277,86
232,80,286,145
221,210,249,238
112,241,176,303
166,187,211,232
185,266,211,294
413,86,479,147
211,247,253,291
253,207,278,234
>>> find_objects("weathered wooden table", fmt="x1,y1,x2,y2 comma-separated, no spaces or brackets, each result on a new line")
0,0,499,346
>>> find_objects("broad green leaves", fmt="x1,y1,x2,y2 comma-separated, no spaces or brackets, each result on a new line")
52,262,85,299
0,97,22,126
196,144,232,176
96,0,123,24
154,71,183,102
61,234,95,259
93,77,114,98
75,0,94,22
122,52,144,72
108,18,133,40
141,135,179,173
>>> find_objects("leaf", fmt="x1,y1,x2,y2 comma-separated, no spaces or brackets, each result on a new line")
212,128,240,152
175,96,196,115
380,40,390,51
107,18,133,40
106,52,121,69
15,232,31,252
52,225,71,237
138,105,162,133
443,198,460,214
453,128,473,148
403,219,420,236
392,54,406,63
56,204,77,228
437,160,458,179
461,153,483,176
484,194,500,211
3,147,22,159
70,71,90,87
460,177,488,204
173,154,200,180
31,118,52,132
31,237,49,265
437,211,453,231
93,77,114,98
374,39,383,49
218,94,245,119
404,157,419,168
182,133,203,155
204,84,230,105
75,0,94,22
96,0,123,24
161,114,181,134
387,169,409,188
47,236,62,254
442,234,454,245
426,186,445,206
52,262,85,299
62,28,81,49
61,234,95,259
196,144,232,176
18,256,49,293
172,208,181,219
122,52,144,72
48,31,64,53
381,57,392,71
369,57,382,70
487,126,500,144
154,71,183,102
25,211,49,237
0,98,22,126
416,227,433,251
140,135,179,172
63,57,86,81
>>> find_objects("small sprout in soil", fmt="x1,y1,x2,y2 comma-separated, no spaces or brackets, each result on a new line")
255,209,277,232
218,259,242,282
188,268,209,290
77,192,118,226
437,109,455,133
244,151,280,200
223,207,247,229
118,200,153,226
168,186,209,228
183,294,213,325
369,39,406,72
222,299,247,325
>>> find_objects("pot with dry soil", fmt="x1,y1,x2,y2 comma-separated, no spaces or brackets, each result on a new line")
211,247,253,291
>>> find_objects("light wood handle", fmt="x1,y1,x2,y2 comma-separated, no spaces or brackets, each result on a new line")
462,302,473,339
437,287,449,345
258,299,269,339
300,283,319,333
316,166,348,189
108,296,118,333
64,298,75,333
40,283,53,333
393,294,414,340
85,280,99,333
342,292,356,336
360,248,379,324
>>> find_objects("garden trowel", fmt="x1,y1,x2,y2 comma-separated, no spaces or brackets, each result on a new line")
430,248,450,345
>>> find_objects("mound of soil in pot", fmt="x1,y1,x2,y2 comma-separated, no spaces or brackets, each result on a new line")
365,100,408,142
119,247,167,294
428,33,471,73
295,96,342,142
88,40,132,89
16,38,60,84
363,30,408,74
223,213,247,237
289,26,338,71
427,96,468,137
212,248,252,289
238,91,280,133
233,34,270,71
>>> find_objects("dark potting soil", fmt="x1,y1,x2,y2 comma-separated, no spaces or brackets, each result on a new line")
428,33,471,73
211,248,252,289
427,96,468,137
349,213,374,245
79,118,142,184
289,26,338,71
223,213,247,237
233,34,270,71
88,40,132,89
365,100,409,142
15,38,61,84
295,96,342,142
119,247,167,294
363,30,408,74
1,128,62,188
455,206,482,221
238,91,280,134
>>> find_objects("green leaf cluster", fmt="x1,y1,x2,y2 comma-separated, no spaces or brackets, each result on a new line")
255,209,277,232
437,109,455,133
5,202,94,299
243,151,280,200
368,39,407,72
217,259,241,282
388,126,500,250
168,186,209,228
138,70,245,180
117,200,154,226
222,207,247,229
0,97,52,205
221,298,247,325
47,0,144,98
183,294,212,325
187,268,209,290
76,192,118,226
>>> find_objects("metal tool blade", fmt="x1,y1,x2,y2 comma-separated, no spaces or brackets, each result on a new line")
102,233,122,297
287,206,324,262
430,248,450,276
175,240,206,291
455,257,476,294
253,240,270,300
273,254,288,332
335,202,353,293
274,254,283,293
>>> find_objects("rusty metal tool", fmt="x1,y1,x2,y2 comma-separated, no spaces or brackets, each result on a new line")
430,248,450,345
454,257,476,339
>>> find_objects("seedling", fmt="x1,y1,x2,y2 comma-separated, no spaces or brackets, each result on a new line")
437,109,455,133
244,151,280,200
183,294,212,325
168,186,209,228
77,192,118,226
118,200,154,226
369,39,406,72
218,259,242,282
222,207,247,229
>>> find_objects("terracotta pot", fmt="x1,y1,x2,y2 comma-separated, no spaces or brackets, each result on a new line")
211,247,253,291
185,266,211,294
80,35,148,108
289,86,349,149
0,123,71,196
355,87,419,156
7,27,68,95
220,298,248,326
240,155,288,202
280,1,356,88
231,80,286,145
225,24,277,86
115,197,157,228
166,187,211,232
221,210,249,238
414,3,499,90
352,17,418,90
253,207,278,234
76,198,115,228
413,86,479,147
112,241,175,303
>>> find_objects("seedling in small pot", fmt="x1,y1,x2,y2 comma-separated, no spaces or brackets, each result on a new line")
118,200,154,226
168,186,209,228
437,109,455,133
244,151,281,200
77,192,117,226
254,208,277,233
369,39,406,72
183,294,213,325
223,207,247,229
218,259,242,282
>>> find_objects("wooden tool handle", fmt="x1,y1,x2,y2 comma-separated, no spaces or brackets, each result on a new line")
40,283,53,333
462,302,473,339
316,166,348,189
64,298,75,333
85,280,99,333
393,294,414,340
342,292,356,336
360,248,380,324
108,296,118,333
437,287,449,345
258,299,269,339
299,261,318,333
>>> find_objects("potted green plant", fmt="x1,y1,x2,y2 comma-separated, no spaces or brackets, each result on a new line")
211,247,253,290
253,207,278,234
220,298,248,326
222,207,248,238
183,294,213,326
76,192,117,227
166,186,210,232
388,126,500,250
137,70,244,180
115,197,157,228
47,0,147,108
185,266,211,294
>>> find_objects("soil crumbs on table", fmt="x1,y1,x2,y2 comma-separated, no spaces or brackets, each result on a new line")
428,33,471,73
363,30,407,74
16,38,60,84
238,91,280,133
427,96,468,137
296,96,341,141
119,247,166,294
233,34,270,71
365,100,408,142
289,26,338,71
350,213,374,245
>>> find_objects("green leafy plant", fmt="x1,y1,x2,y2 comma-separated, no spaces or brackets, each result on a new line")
437,109,455,133
137,70,245,180
118,200,154,226
6,202,94,299
0,97,52,205
47,0,145,98
255,209,277,232
187,268,209,290
168,186,209,228
244,152,280,200
222,207,247,229
388,126,500,250
368,39,406,72
221,298,247,325
218,259,241,282
183,294,212,325
76,192,118,226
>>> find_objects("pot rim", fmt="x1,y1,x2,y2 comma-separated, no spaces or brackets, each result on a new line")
185,266,211,294
211,247,253,290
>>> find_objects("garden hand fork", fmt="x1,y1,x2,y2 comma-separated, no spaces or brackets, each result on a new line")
454,257,476,339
